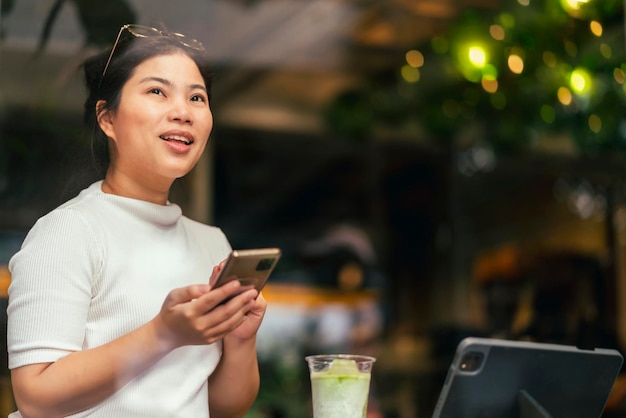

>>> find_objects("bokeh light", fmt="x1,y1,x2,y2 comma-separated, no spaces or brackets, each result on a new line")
541,105,556,123
588,114,602,133
613,68,625,84
455,40,492,82
468,46,487,67
543,51,557,68
589,21,603,37
560,0,591,18
489,25,505,41
600,43,611,59
569,67,592,95
508,54,524,74
482,76,498,93
406,50,424,68
557,86,573,105
401,65,420,83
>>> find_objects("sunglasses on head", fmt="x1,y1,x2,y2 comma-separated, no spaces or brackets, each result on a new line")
100,24,205,86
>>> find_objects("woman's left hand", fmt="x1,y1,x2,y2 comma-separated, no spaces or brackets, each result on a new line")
209,257,268,341
227,292,267,341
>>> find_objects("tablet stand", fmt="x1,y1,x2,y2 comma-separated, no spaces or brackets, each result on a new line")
518,390,553,418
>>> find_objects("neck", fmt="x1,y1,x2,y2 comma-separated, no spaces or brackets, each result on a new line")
102,171,172,205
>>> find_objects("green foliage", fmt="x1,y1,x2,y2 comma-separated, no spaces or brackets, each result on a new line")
246,353,311,418
325,0,626,157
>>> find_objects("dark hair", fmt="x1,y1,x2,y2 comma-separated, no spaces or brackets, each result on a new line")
81,30,213,176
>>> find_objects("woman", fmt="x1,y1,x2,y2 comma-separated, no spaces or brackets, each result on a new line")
7,24,265,417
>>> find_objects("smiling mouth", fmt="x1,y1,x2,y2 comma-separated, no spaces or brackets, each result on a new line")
160,134,193,145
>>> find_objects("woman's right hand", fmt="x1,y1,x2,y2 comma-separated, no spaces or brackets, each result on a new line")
154,280,258,349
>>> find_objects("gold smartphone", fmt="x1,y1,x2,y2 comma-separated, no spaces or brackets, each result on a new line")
212,248,282,295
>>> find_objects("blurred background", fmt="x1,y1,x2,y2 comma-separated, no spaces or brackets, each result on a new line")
2,0,626,416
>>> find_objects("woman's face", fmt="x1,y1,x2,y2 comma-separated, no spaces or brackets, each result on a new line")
100,51,213,185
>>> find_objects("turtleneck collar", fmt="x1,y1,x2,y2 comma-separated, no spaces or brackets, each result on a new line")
87,180,183,227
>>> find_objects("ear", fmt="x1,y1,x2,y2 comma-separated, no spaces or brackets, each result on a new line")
96,100,115,140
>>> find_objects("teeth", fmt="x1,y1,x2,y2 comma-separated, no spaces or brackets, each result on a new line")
160,134,191,144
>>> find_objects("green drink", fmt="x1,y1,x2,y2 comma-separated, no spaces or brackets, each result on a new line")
306,354,376,418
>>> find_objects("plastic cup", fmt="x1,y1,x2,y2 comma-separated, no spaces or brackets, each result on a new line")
305,354,376,418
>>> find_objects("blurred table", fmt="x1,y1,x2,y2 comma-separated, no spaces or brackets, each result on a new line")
0,267,9,297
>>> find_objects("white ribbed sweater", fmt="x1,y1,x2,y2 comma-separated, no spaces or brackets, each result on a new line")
7,181,232,417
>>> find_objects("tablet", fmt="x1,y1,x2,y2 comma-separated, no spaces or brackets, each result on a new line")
432,337,623,418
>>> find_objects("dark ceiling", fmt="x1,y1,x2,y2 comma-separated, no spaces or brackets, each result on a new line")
0,0,503,134
210,0,503,133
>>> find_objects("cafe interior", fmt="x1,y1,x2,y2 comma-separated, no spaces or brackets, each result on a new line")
1,0,626,416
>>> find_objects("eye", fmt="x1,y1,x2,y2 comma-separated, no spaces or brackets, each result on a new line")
191,93,207,103
149,88,164,96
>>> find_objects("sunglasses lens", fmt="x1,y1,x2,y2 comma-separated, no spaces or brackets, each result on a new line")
126,24,163,38
169,32,205,51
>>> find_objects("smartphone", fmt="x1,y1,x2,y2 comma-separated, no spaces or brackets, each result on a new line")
212,248,282,296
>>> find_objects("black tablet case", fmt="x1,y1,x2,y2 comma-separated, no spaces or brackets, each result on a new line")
432,337,624,418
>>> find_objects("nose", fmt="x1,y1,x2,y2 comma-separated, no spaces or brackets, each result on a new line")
169,98,193,124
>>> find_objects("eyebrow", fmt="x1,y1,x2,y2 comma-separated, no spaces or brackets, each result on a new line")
138,76,207,93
